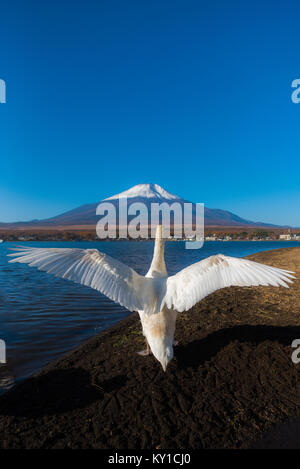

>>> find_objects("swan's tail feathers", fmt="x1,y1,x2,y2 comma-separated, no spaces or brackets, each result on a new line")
155,224,163,240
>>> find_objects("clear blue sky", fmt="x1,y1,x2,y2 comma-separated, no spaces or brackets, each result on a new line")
0,0,300,225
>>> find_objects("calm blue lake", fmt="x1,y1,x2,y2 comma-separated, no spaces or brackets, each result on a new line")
1,240,300,394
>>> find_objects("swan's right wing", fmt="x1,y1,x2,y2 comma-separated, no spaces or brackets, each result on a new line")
8,246,158,315
163,254,295,312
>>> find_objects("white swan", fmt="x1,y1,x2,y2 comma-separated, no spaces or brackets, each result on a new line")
8,226,295,371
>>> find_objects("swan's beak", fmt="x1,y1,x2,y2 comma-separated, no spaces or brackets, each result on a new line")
159,351,172,372
149,341,173,372
161,362,167,372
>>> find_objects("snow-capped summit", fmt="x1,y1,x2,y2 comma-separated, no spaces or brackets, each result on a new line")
104,183,180,201
0,183,283,229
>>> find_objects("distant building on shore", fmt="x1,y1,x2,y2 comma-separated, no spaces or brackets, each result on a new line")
205,235,217,241
279,234,292,240
279,233,300,241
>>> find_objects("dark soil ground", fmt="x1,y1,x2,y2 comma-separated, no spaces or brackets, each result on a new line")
0,247,300,449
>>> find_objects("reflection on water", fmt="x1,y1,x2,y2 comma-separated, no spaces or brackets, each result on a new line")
0,239,300,395
0,364,15,393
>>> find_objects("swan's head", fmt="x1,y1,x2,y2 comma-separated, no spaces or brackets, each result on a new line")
160,345,173,372
142,308,177,372
152,342,174,372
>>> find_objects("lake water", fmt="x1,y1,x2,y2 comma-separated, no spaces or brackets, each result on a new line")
1,240,299,395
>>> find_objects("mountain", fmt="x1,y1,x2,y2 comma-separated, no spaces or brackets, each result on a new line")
0,183,286,228
105,183,180,201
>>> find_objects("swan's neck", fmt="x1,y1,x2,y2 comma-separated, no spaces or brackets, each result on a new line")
147,225,167,278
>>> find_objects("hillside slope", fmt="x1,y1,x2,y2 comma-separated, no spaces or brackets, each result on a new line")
0,184,284,228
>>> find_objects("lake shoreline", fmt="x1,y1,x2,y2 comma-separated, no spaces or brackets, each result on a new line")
0,246,300,449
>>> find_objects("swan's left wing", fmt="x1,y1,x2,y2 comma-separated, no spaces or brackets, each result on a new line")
163,254,295,312
8,246,159,315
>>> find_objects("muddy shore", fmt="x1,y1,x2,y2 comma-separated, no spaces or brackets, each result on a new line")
0,247,300,449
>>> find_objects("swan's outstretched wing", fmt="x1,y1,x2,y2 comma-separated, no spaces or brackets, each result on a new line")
8,246,158,315
163,254,295,312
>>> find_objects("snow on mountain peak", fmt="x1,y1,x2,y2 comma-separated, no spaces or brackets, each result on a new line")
104,183,180,201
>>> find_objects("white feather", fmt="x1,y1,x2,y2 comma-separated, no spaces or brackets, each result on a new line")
8,237,295,372
8,246,158,315
163,254,295,312
8,248,295,316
